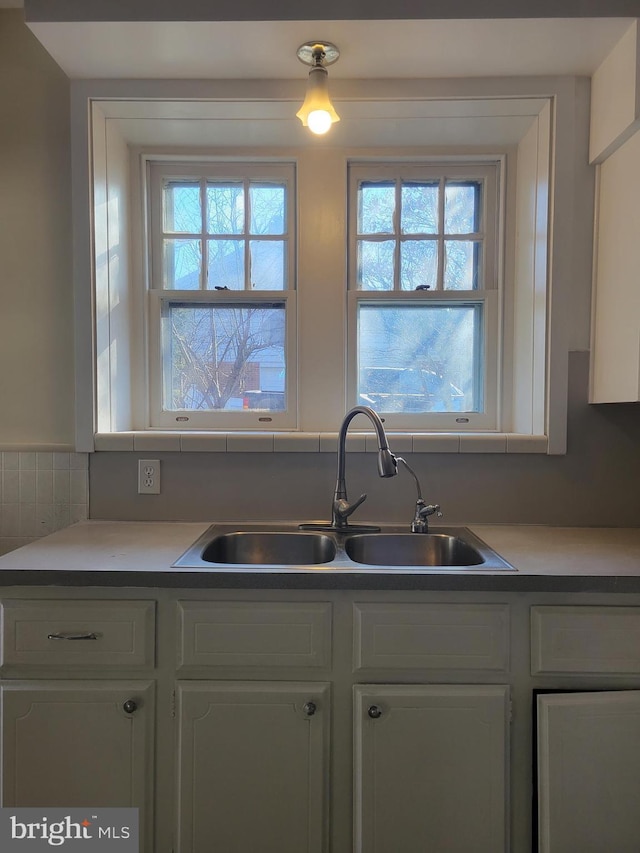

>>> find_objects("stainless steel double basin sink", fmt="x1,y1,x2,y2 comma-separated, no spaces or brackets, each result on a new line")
173,524,514,572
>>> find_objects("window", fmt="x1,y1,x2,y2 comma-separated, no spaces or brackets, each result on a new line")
85,91,559,451
348,162,500,431
147,162,296,429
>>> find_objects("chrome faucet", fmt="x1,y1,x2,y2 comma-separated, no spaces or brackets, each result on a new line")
300,406,398,532
396,456,442,533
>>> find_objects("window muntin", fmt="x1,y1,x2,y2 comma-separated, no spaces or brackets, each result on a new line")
149,162,296,429
349,162,499,430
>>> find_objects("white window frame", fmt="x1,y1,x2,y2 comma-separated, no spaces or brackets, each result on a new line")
147,160,297,430
347,160,502,431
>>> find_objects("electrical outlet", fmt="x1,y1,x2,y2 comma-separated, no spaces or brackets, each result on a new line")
138,459,161,494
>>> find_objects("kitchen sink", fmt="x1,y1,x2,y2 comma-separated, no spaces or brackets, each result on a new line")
201,531,336,565
344,533,484,567
172,524,514,572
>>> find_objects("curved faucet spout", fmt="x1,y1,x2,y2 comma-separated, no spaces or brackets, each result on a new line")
300,406,398,532
335,406,397,502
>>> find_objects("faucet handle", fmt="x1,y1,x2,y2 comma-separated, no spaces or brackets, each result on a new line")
334,493,367,522
419,503,442,519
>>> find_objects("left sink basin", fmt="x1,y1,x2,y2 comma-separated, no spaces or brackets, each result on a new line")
183,531,336,566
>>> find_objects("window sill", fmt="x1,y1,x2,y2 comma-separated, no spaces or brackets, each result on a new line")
93,432,549,454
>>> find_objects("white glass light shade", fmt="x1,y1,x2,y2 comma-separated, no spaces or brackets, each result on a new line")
296,65,340,135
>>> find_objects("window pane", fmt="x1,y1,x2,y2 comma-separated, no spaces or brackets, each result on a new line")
357,240,395,290
250,183,286,235
163,239,201,289
206,183,244,235
358,181,395,234
401,182,438,234
400,240,438,291
207,240,245,290
250,241,285,290
445,181,481,234
163,182,201,234
357,303,480,412
445,241,481,290
163,302,286,411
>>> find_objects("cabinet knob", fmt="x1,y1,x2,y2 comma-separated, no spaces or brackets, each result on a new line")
123,699,137,714
368,704,383,719
303,701,317,717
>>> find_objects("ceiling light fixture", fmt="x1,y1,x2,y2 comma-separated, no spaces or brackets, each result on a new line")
296,41,340,136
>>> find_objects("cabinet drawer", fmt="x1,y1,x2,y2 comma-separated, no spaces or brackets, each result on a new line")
0,600,155,667
354,603,509,671
177,601,332,668
531,606,640,674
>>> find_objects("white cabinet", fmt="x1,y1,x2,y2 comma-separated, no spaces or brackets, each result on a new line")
0,598,156,853
533,606,640,852
531,605,640,674
354,684,510,853
5,590,640,852
176,681,330,853
1,681,154,844
537,690,640,853
352,604,510,853
590,128,640,403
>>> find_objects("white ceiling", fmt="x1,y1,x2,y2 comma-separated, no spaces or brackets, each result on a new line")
27,17,632,80
13,13,631,149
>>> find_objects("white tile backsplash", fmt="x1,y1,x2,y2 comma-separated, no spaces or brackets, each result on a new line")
0,451,88,556
36,452,53,471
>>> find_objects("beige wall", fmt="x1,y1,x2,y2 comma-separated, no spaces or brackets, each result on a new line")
0,10,74,449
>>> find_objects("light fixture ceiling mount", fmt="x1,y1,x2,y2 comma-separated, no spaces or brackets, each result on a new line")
296,41,340,68
296,41,340,136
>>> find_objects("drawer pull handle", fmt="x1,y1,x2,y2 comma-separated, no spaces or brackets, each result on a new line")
368,705,383,719
123,699,137,714
47,632,99,641
303,701,317,717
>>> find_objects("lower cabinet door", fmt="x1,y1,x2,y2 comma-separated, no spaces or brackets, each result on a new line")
537,690,640,853
176,681,330,853
354,684,509,853
0,680,154,850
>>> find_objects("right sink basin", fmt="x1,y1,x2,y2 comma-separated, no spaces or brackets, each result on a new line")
345,532,485,567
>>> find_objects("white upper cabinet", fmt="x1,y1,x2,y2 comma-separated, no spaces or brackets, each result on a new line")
590,21,640,404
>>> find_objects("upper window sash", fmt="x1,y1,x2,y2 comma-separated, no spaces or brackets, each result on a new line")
348,162,499,295
149,161,296,294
